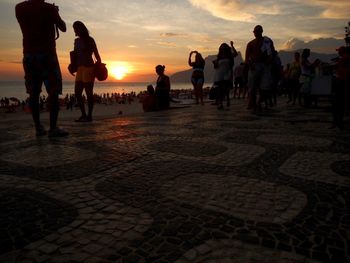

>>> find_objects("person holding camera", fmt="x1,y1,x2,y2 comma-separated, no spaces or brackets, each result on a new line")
16,0,68,137
188,51,205,105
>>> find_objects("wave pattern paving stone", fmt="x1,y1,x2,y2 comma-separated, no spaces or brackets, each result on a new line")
148,139,266,166
176,239,321,263
256,134,333,147
0,144,96,168
279,151,350,186
0,188,77,255
161,173,307,224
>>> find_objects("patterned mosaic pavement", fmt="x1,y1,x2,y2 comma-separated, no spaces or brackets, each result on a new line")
0,99,349,263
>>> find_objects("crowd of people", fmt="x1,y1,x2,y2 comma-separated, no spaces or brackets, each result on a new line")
13,0,350,137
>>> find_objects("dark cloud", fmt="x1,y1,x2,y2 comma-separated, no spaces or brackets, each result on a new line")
282,37,344,53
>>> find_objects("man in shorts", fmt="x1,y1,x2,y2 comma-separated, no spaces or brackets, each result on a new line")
16,0,68,137
245,25,274,112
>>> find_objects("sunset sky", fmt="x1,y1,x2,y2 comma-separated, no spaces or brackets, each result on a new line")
0,0,349,82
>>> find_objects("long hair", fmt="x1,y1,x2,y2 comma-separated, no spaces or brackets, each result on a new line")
73,21,90,40
217,43,232,60
195,52,205,65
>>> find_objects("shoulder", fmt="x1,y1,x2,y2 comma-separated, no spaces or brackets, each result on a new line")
15,1,29,14
247,39,256,45
16,1,26,9
43,2,57,11
89,37,97,46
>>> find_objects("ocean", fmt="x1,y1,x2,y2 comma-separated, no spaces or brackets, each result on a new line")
0,81,197,101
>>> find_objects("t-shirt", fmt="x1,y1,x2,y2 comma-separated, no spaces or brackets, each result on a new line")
16,1,64,53
74,37,96,67
214,58,233,82
246,36,274,64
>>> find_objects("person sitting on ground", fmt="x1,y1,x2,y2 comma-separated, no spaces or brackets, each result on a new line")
155,65,171,110
142,85,157,112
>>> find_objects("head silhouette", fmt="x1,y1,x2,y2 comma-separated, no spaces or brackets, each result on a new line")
253,25,263,38
195,52,204,63
218,43,231,59
155,65,165,75
73,21,89,39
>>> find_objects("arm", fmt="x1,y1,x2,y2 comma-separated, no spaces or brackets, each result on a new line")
52,6,66,32
230,41,238,58
188,51,195,66
165,76,171,91
91,38,101,63
245,43,251,64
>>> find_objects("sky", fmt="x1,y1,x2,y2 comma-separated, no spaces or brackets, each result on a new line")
0,0,349,82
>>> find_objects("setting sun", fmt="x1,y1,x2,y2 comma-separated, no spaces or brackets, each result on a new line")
108,61,133,81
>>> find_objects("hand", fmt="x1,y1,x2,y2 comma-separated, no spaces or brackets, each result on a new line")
53,3,59,11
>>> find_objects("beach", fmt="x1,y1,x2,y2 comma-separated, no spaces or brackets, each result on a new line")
0,101,145,123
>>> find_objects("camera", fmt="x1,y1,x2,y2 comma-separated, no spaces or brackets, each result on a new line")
52,3,59,11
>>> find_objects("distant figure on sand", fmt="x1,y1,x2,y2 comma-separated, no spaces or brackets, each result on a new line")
155,65,171,110
188,51,205,105
72,21,101,122
213,42,237,110
16,0,68,137
245,25,275,113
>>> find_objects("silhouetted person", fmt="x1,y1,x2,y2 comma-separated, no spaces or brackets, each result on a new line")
16,0,68,137
72,21,101,122
286,52,301,105
245,25,275,113
299,48,320,107
155,65,171,110
233,63,246,99
270,50,282,107
331,46,350,130
213,42,237,110
188,51,205,105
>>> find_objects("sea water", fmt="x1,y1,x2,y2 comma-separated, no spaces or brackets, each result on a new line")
0,81,196,101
